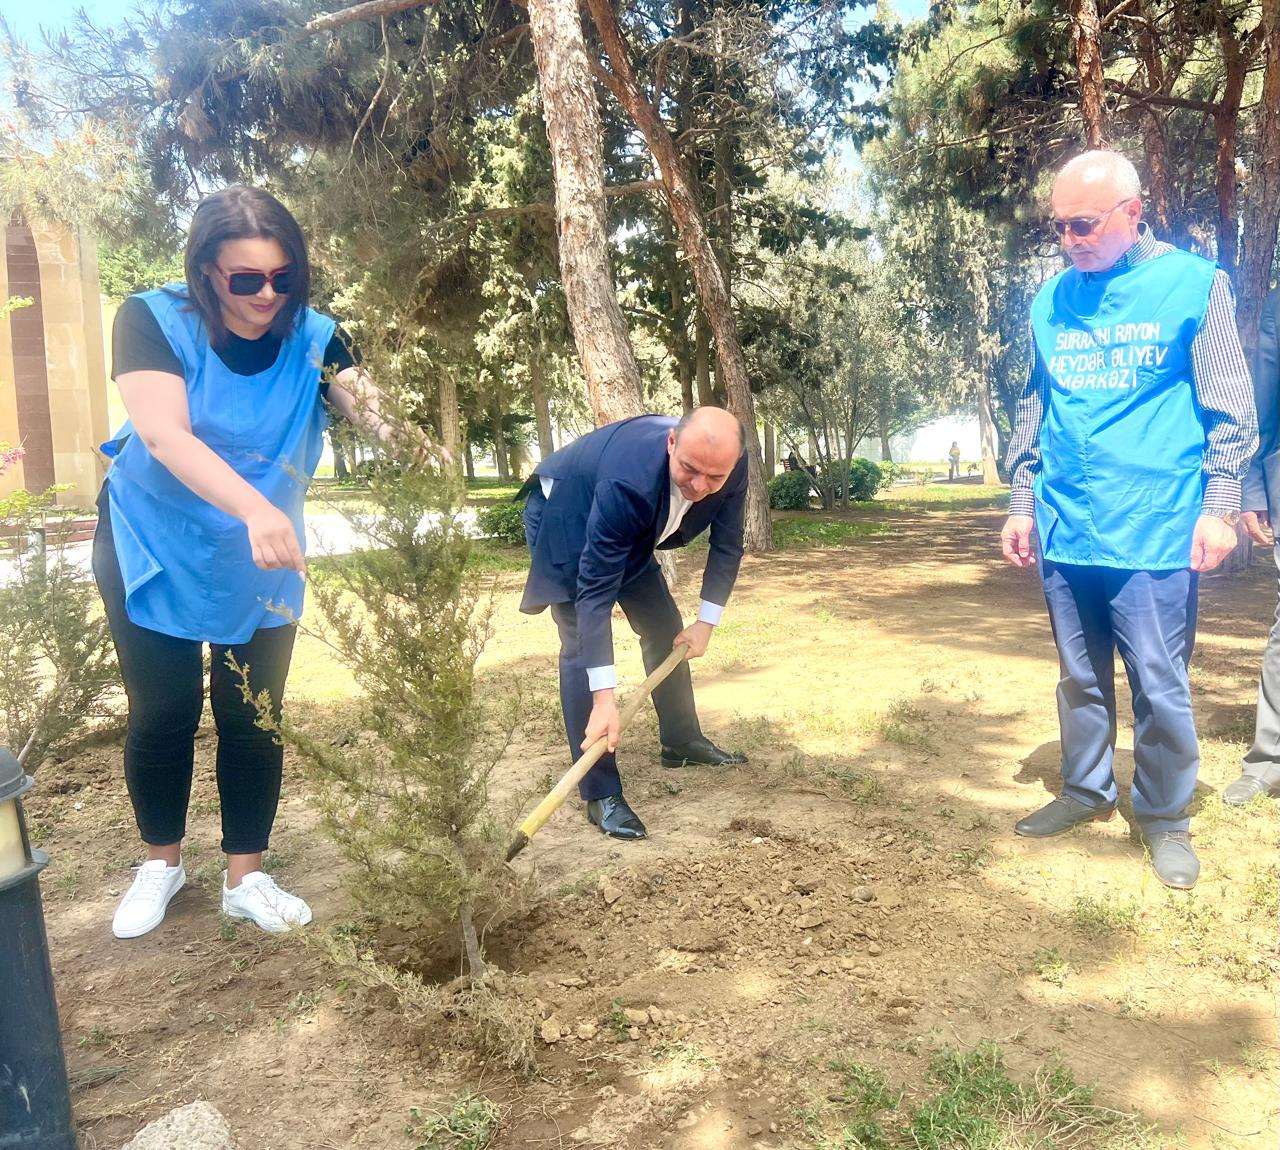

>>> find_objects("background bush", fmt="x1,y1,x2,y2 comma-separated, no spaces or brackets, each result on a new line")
476,500,528,545
768,469,814,510
843,458,886,502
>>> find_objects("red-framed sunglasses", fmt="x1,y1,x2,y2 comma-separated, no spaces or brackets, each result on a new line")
214,265,295,297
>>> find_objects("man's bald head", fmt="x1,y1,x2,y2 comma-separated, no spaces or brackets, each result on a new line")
667,406,745,502
1051,149,1143,273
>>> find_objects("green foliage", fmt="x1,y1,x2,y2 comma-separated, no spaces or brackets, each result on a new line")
837,458,886,502
1070,893,1140,939
406,1095,500,1150
474,500,527,546
769,469,815,510
234,342,524,980
0,487,118,770
97,238,184,302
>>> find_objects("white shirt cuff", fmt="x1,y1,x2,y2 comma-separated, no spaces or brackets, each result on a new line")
697,600,724,625
587,665,617,691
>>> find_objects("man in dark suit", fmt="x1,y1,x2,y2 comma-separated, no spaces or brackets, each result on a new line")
520,407,749,839
1231,286,1280,805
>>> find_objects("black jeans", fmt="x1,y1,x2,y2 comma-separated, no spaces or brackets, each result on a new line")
93,490,296,854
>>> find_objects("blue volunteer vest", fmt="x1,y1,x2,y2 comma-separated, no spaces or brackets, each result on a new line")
1030,248,1216,570
103,286,333,644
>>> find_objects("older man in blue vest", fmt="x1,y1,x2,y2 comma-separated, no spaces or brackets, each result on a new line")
1002,150,1257,889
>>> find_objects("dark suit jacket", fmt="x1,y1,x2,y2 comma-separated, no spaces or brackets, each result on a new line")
520,415,747,669
1245,287,1280,517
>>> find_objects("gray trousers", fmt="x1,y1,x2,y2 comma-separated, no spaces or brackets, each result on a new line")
1242,544,1280,786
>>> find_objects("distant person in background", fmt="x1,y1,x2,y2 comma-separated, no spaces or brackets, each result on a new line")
1227,285,1280,806
1001,150,1256,889
98,185,416,939
948,441,962,481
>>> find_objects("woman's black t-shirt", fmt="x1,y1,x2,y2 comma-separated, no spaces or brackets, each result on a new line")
111,295,361,391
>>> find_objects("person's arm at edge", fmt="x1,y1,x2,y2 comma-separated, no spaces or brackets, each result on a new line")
575,480,652,752
1243,289,1280,543
1000,337,1046,567
1191,270,1259,568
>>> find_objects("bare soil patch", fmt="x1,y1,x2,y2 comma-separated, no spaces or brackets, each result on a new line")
30,504,1278,1148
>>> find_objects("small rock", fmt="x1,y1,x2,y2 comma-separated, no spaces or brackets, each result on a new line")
647,1006,665,1025
796,912,824,929
540,1018,563,1044
623,1007,650,1026
263,1068,283,1079
854,886,875,902
558,976,588,989
751,836,764,844
740,895,762,913
600,881,623,906
569,1128,591,1144
576,1021,598,1040
628,1025,641,1041
867,942,883,957
839,957,856,971
747,1122,764,1137
122,1102,236,1150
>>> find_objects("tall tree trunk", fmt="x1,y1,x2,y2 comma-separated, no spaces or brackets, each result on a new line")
438,368,464,489
527,0,643,425
585,0,772,551
711,112,734,405
491,397,510,481
1136,11,1181,243
464,439,475,481
694,311,714,406
763,422,774,477
529,347,556,459
1070,0,1106,147
1213,14,1250,276
877,392,893,461
975,383,1000,485
1238,0,1280,357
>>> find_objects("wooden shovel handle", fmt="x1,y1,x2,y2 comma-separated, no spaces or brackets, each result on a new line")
505,645,690,860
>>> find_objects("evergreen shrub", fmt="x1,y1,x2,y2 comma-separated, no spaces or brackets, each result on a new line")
769,469,814,510
476,500,527,545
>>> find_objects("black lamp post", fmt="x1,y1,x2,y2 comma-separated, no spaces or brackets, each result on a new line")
0,746,75,1150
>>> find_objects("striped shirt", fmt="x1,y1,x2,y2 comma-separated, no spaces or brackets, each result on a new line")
1005,225,1258,518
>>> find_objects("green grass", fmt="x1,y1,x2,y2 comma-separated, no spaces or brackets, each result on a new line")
464,478,523,505
405,1095,500,1150
773,517,891,550
814,1044,1155,1150
1069,893,1140,938
1033,947,1072,987
876,484,1010,511
465,539,529,574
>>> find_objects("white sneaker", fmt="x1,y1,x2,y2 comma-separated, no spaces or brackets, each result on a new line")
221,871,312,934
112,859,186,939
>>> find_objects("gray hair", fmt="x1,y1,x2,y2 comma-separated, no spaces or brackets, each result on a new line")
1056,150,1142,199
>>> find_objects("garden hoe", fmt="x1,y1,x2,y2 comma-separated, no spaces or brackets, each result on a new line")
505,645,690,861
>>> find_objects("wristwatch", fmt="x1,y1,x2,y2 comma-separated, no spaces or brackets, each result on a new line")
1215,510,1242,527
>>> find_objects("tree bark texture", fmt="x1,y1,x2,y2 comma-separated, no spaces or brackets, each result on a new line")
527,0,644,426
695,311,714,406
1070,0,1107,147
491,396,510,481
529,348,556,458
975,383,1001,486
763,422,774,477
438,368,464,487
1213,17,1249,276
1237,0,1280,358
584,0,772,551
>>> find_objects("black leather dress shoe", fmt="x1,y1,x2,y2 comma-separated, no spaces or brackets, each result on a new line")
586,793,648,840
660,736,748,769
1014,795,1116,837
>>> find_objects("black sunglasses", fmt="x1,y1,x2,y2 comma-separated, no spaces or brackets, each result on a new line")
215,266,295,297
1050,199,1132,239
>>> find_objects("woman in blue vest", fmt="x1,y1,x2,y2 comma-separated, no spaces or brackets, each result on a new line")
96,186,400,938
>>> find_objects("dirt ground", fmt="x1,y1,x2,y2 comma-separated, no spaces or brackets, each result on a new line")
27,500,1279,1149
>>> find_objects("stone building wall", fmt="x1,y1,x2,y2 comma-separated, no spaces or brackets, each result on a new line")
0,217,109,509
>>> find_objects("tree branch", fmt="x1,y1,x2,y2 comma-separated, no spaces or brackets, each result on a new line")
1103,79,1220,114
305,0,434,35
